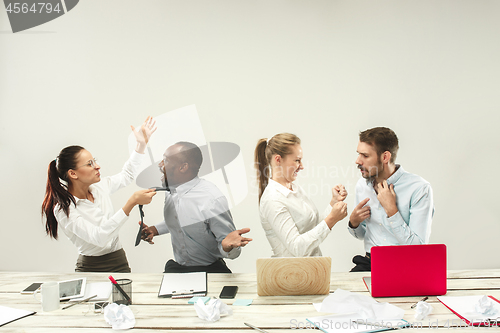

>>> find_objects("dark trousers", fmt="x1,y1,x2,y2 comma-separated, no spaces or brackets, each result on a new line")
164,258,232,273
350,252,371,272
76,248,131,273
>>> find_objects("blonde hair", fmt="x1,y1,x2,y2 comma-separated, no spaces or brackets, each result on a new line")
254,133,301,203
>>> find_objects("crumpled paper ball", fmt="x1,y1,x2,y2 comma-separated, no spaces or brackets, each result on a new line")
414,301,433,320
104,303,136,330
475,296,498,316
194,298,233,322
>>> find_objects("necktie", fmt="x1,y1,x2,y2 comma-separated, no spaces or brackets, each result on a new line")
135,187,170,246
134,205,145,246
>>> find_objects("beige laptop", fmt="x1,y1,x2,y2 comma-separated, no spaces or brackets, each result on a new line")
256,257,331,296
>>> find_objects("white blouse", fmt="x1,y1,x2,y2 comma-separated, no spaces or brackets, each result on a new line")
54,151,143,256
259,179,332,257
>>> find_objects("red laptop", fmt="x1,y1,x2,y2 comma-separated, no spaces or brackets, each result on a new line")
363,244,447,297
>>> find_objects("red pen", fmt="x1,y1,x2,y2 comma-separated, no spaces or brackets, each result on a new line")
108,275,131,304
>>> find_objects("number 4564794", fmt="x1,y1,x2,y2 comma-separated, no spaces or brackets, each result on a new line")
6,3,62,14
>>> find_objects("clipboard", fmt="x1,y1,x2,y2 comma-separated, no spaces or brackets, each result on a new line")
158,272,207,299
437,295,500,326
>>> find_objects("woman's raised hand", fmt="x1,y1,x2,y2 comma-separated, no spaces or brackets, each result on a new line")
131,116,157,152
330,184,348,206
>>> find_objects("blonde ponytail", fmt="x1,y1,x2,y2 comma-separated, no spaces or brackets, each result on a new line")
254,133,301,203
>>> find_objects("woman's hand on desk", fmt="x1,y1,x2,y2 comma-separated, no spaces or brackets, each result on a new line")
325,201,348,229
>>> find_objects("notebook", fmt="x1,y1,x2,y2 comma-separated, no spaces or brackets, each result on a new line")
437,295,500,326
158,272,207,298
363,244,447,297
256,257,331,296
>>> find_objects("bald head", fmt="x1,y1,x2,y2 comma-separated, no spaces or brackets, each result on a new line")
174,142,203,175
160,142,203,187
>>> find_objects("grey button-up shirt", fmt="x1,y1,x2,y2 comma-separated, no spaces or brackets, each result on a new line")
154,177,240,266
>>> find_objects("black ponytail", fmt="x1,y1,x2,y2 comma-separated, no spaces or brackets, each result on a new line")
41,146,84,239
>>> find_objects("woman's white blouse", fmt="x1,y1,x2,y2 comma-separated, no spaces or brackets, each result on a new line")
259,179,332,257
54,151,143,256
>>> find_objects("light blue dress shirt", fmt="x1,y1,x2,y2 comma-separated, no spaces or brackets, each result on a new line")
154,177,240,266
348,165,434,253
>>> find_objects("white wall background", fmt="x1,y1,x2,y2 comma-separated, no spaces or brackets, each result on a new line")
1,0,499,273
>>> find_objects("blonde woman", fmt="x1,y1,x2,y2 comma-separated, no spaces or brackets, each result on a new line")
254,133,348,257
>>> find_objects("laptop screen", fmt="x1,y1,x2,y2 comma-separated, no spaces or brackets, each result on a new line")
256,257,331,296
370,244,447,297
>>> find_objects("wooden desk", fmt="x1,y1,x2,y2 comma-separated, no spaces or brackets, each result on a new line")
1,270,499,332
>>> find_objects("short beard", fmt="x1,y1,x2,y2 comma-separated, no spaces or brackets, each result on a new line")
365,173,378,184
359,160,384,183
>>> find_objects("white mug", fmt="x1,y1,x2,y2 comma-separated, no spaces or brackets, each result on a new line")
33,282,60,311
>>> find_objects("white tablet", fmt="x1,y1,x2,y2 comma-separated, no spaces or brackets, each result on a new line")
58,278,86,301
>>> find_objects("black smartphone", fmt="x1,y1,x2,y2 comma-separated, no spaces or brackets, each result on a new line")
21,282,42,294
219,285,238,299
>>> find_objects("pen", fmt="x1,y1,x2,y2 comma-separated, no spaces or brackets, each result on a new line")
244,322,270,333
62,294,98,310
108,275,131,304
411,296,428,309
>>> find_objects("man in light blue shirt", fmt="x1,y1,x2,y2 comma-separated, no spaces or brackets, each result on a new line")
348,127,434,272
141,142,252,273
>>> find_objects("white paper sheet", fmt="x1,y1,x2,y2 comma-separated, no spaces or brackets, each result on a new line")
0,305,35,327
307,313,408,333
438,295,500,324
313,289,405,320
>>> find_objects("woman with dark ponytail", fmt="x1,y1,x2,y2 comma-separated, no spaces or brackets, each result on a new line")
254,133,349,257
42,117,157,273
